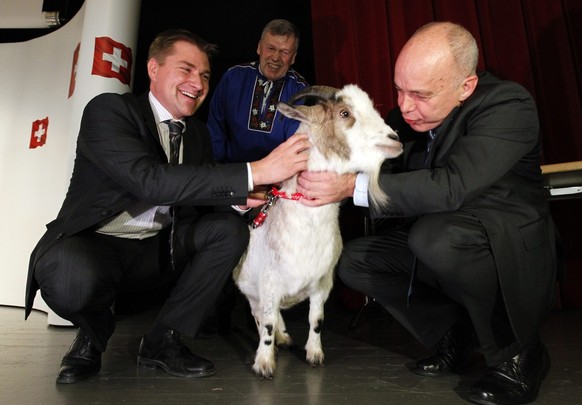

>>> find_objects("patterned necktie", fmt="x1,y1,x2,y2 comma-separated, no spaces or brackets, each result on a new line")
164,120,184,164
163,120,184,269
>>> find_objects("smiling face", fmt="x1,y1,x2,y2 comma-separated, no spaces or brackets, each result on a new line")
257,31,297,81
147,40,211,119
394,26,478,133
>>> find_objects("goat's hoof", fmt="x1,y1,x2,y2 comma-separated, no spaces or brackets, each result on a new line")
253,361,275,380
255,370,274,380
306,352,325,367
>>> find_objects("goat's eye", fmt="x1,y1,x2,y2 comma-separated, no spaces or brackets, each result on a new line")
340,109,350,118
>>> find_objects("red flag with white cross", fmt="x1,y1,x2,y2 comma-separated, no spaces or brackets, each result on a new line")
29,117,49,149
91,36,132,85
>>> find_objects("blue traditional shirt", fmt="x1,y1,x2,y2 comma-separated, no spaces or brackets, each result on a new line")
207,61,308,163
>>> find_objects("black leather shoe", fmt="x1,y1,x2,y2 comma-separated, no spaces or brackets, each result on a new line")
56,330,102,384
137,330,215,377
412,317,477,377
466,337,550,405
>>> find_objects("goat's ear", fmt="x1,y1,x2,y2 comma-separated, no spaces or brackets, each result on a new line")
277,102,311,123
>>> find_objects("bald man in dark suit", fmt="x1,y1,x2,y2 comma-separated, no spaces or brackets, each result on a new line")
296,22,556,405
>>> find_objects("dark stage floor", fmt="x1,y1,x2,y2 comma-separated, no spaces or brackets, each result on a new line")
1,295,581,404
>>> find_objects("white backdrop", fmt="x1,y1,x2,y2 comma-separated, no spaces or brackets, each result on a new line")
0,0,141,324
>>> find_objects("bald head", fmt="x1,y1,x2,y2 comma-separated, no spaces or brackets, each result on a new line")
405,22,478,82
394,22,479,132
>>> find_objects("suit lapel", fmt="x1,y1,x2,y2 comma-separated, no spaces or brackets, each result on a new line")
137,94,162,143
135,93,169,162
430,106,461,167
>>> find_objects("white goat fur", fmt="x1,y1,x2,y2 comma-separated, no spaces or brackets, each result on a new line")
233,84,402,379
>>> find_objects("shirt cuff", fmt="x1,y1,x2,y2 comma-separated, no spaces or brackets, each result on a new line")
232,205,251,214
246,162,253,191
353,173,370,207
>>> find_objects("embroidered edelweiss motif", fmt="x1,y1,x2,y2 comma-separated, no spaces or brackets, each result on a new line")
249,76,285,132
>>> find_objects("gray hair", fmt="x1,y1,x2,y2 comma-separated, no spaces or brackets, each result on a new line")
416,22,479,77
261,19,300,51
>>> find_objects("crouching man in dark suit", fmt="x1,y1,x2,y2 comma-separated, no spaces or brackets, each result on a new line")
24,29,310,384
296,22,557,405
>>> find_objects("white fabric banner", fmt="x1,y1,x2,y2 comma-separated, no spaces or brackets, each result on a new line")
0,0,142,324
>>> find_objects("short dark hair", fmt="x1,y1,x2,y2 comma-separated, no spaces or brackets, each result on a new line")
148,29,218,64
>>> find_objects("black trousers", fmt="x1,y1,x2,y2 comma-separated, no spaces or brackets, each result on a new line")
34,212,249,352
338,211,519,365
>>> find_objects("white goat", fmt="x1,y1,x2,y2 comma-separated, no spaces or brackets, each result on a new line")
233,84,403,379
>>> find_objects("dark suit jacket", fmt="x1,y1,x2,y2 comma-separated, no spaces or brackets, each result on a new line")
25,92,249,318
374,72,557,343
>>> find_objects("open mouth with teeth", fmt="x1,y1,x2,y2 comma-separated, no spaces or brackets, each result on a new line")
180,90,199,100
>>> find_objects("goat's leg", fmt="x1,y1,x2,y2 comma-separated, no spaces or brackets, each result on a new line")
305,293,326,367
253,298,279,379
274,310,293,348
245,298,261,334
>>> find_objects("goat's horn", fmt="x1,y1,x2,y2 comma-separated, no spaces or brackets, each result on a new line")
288,85,339,105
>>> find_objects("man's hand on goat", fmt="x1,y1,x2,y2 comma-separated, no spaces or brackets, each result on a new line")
297,171,357,207
240,187,270,209
250,133,310,187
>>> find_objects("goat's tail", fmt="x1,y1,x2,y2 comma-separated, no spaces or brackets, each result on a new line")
367,166,390,208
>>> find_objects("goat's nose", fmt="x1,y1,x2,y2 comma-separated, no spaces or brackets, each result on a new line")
388,132,399,142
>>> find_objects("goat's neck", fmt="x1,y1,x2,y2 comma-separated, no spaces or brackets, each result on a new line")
278,136,327,194
277,126,346,194
279,175,299,194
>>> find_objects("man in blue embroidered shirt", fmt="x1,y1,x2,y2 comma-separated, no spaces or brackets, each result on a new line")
207,19,308,163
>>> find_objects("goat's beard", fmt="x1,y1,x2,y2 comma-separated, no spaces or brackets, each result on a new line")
367,165,390,208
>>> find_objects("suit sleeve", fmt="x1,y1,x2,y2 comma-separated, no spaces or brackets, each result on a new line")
77,93,249,206
372,81,540,218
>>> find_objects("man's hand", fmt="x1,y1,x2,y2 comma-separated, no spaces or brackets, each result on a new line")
250,134,310,186
296,171,357,207
239,187,269,209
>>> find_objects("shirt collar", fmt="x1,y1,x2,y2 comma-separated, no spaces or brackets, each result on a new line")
148,92,185,127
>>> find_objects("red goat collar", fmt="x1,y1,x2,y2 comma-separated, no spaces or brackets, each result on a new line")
270,186,305,200
251,186,305,229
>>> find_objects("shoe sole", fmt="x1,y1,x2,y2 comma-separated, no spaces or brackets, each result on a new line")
137,356,216,378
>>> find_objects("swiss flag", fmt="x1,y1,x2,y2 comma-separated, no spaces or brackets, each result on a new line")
68,42,80,98
91,36,132,85
30,117,49,149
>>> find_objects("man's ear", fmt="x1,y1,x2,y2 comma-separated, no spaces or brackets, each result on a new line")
256,40,262,57
459,74,478,102
147,58,157,81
